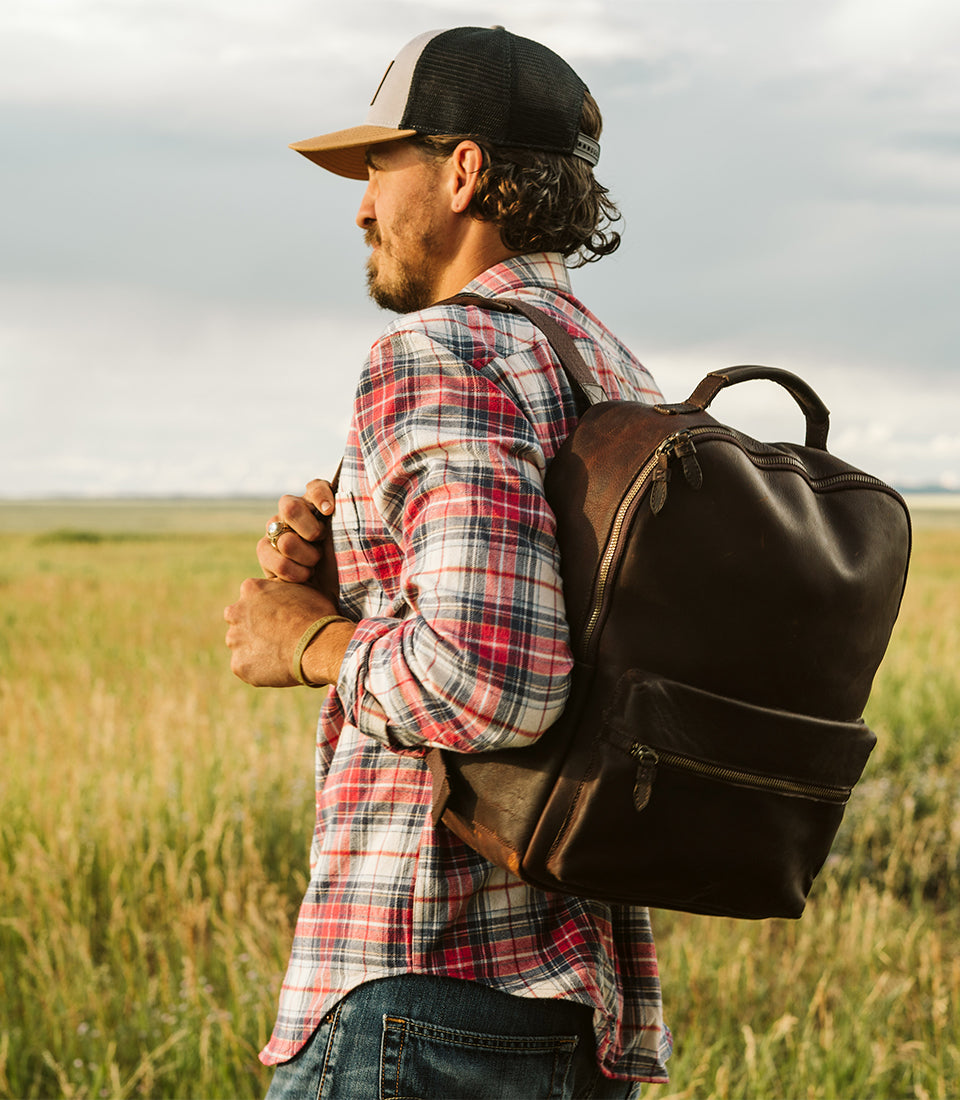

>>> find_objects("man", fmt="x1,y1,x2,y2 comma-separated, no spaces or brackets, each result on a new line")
225,26,672,1099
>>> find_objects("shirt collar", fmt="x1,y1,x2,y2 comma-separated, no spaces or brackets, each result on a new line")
460,253,574,299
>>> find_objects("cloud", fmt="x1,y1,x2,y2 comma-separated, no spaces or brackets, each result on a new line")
1,0,958,495
821,0,960,66
3,0,388,139
3,272,955,499
642,345,960,491
0,280,381,497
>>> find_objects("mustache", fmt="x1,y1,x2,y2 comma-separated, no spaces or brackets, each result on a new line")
364,226,381,248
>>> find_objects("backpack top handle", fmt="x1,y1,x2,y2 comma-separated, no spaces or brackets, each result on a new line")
660,365,832,451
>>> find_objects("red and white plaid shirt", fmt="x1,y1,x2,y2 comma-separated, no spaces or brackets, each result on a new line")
261,253,672,1082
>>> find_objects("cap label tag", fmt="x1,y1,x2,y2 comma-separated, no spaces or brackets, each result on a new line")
574,133,601,167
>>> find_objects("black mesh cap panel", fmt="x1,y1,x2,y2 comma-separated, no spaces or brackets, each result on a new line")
399,27,586,153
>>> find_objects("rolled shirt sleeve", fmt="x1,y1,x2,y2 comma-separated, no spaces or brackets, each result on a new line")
333,323,574,755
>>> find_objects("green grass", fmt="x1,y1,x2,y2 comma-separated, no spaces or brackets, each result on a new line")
0,503,957,1098
1,522,315,1098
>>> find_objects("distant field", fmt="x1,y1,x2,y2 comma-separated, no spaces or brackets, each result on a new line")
0,498,278,535
2,491,957,534
0,500,957,1098
903,493,960,529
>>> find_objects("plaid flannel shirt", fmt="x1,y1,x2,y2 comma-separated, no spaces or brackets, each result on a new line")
261,253,672,1082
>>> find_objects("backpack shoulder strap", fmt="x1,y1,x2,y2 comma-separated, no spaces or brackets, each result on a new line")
439,293,608,410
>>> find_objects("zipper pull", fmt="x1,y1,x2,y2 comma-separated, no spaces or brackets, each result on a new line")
650,452,671,514
650,431,702,514
673,432,703,490
631,744,659,811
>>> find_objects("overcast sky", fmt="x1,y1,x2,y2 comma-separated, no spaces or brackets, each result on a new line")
1,0,958,498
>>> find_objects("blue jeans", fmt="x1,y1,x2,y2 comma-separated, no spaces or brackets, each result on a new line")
265,974,644,1099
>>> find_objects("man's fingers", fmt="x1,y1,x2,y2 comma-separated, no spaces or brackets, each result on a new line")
266,525,322,568
304,479,336,517
257,536,316,583
277,494,325,541
258,481,336,586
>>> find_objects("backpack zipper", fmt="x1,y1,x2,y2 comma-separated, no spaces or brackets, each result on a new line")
630,742,852,810
579,424,894,657
580,430,698,653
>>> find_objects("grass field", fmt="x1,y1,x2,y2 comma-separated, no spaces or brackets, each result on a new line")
0,499,957,1099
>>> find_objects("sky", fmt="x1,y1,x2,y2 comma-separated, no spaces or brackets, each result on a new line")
1,0,958,498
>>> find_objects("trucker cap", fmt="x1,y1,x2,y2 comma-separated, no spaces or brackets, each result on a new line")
289,26,600,180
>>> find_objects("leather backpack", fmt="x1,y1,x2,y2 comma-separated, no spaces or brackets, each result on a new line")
427,295,911,919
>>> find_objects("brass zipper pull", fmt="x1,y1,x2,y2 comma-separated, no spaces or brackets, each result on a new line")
673,431,703,489
631,744,659,811
650,452,671,514
649,431,702,514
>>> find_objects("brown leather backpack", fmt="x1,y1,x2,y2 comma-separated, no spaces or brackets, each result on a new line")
427,296,912,919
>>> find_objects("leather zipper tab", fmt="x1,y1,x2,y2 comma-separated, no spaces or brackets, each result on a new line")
673,431,703,489
649,431,702,514
650,452,671,515
631,744,659,811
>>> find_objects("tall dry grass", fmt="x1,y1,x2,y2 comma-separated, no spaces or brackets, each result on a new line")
1,526,316,1098
0,507,957,1098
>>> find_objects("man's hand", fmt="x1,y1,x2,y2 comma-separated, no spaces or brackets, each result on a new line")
224,577,339,687
258,479,339,601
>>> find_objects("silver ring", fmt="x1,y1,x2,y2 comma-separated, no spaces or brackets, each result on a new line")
266,520,292,549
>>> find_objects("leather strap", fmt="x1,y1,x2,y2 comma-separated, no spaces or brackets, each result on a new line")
426,292,610,825
330,458,343,493
439,293,608,411
658,365,831,451
426,747,452,825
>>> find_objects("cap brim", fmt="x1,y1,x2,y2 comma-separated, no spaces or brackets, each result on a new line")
289,125,419,180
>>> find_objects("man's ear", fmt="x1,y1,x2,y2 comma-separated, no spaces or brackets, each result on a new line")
449,140,484,214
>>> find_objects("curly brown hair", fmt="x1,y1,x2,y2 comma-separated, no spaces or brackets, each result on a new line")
409,92,621,267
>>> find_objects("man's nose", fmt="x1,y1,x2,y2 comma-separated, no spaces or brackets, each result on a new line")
356,181,376,229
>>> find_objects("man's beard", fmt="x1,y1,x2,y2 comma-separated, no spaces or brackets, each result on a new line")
364,226,440,314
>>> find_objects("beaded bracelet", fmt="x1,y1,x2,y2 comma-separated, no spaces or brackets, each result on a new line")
292,615,351,687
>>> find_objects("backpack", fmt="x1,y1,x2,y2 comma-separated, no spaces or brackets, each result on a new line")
426,295,911,919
